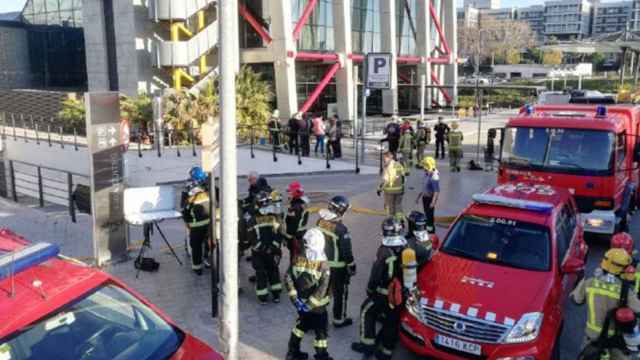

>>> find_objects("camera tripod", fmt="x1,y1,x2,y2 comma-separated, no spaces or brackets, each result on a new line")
135,221,183,278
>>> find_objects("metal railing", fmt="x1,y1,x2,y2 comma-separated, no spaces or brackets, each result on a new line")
6,160,90,223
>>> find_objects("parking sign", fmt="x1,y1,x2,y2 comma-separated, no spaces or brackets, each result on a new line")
366,53,392,89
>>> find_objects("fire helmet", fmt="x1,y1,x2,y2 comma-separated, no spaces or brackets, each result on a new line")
611,232,634,257
422,157,436,171
601,248,632,275
256,191,271,210
287,181,305,199
328,195,350,218
382,217,406,247
189,166,207,184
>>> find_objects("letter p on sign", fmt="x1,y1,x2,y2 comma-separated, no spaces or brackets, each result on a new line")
366,53,392,89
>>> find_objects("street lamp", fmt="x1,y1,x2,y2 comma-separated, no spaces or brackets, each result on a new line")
474,29,489,162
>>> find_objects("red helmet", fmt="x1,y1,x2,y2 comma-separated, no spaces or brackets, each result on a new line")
287,181,304,198
611,232,635,256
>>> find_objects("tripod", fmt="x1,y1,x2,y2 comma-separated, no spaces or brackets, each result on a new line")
135,221,183,278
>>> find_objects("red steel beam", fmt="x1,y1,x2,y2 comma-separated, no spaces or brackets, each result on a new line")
299,62,341,114
239,3,272,45
397,55,422,64
429,1,451,56
430,72,452,104
398,72,411,84
348,54,365,62
293,0,320,41
429,56,450,64
290,51,340,62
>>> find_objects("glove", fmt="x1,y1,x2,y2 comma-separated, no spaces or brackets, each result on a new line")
376,189,382,197
347,263,356,276
294,298,310,313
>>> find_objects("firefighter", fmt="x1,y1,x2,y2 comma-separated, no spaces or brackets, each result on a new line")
415,121,431,168
406,211,432,268
611,232,640,295
448,121,464,172
316,195,356,327
181,166,211,276
248,191,285,304
433,117,449,159
572,248,640,359
352,217,406,359
381,116,401,155
285,181,310,264
398,126,414,176
271,190,285,221
415,157,440,234
285,228,333,360
378,151,405,219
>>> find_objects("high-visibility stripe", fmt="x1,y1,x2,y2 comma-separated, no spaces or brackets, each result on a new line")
270,283,283,291
376,287,389,295
313,339,328,348
190,219,210,227
292,328,305,339
386,256,397,280
288,289,297,297
586,280,621,335
256,287,269,296
380,347,393,356
360,300,375,345
292,266,323,279
328,261,346,268
309,296,330,307
318,227,340,265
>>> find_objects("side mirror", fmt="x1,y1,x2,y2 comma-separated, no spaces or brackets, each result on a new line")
431,234,441,250
561,257,585,274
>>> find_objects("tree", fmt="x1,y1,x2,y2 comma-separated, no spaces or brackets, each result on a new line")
543,50,563,66
120,93,153,136
591,52,606,69
235,65,274,140
57,96,85,133
458,17,535,66
506,49,521,65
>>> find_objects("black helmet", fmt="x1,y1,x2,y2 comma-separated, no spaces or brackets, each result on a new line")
407,211,427,234
328,195,350,217
256,191,271,209
382,217,403,237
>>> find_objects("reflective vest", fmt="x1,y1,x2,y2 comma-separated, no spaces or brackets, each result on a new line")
287,258,331,310
399,133,413,153
448,131,463,150
585,278,622,336
382,161,405,194
184,191,210,228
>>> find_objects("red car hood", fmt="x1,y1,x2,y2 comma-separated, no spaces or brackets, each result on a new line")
417,252,552,322
171,334,224,360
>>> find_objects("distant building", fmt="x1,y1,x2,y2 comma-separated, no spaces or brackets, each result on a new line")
480,7,516,22
463,0,500,10
629,0,640,31
457,6,479,29
544,0,593,41
517,5,545,43
592,1,632,37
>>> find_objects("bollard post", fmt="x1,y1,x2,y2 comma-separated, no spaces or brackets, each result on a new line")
9,160,17,202
59,126,64,148
35,123,40,144
379,145,383,175
47,122,52,146
326,140,331,169
297,130,302,165
250,127,255,159
67,172,76,223
157,127,162,157
73,128,78,150
190,126,197,157
273,129,278,162
12,114,16,140
21,114,27,143
37,166,44,207
138,129,143,158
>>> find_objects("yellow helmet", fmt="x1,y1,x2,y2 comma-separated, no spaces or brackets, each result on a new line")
601,248,632,275
422,157,436,171
451,121,459,129
270,190,282,203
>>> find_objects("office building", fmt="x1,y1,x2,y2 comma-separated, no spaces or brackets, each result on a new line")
544,0,593,40
592,1,632,37
463,0,501,10
517,5,545,43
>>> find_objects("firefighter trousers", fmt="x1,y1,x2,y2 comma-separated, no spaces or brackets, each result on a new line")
189,225,210,270
416,145,425,165
288,310,330,357
383,192,403,219
251,249,282,301
449,148,462,170
330,267,351,325
358,295,400,358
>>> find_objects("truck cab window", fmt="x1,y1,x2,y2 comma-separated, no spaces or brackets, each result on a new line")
555,206,576,268
617,132,626,168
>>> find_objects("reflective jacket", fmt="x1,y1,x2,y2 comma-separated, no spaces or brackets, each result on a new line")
448,131,464,150
380,160,405,194
416,127,431,146
286,198,309,238
316,219,355,270
572,272,640,340
399,133,414,153
367,245,404,298
182,190,210,228
248,213,284,254
286,257,331,313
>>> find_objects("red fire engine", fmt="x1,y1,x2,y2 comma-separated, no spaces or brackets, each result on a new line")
0,228,222,360
400,183,588,359
498,104,640,236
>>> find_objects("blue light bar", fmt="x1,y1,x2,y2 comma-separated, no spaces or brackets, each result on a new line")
0,243,59,281
472,194,553,213
596,105,607,118
524,105,534,115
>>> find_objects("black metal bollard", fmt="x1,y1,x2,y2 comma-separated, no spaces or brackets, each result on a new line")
67,173,76,223
9,160,17,202
35,123,40,144
250,127,255,159
47,123,52,146
190,126,196,157
137,130,143,158
12,114,16,140
59,126,64,148
73,128,78,150
37,167,44,207
297,130,302,165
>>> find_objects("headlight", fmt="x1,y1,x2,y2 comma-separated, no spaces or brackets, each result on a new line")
586,218,605,227
503,312,543,344
405,290,422,320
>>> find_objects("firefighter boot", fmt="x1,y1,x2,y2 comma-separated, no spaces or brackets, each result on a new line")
313,350,333,360
286,336,309,360
351,342,375,356
374,347,393,360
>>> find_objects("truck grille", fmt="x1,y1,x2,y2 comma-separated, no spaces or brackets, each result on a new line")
421,305,511,344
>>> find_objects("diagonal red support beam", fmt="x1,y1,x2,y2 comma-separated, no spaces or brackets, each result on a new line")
239,3,272,44
293,0,320,41
398,72,411,84
299,62,341,114
431,72,452,104
429,1,451,57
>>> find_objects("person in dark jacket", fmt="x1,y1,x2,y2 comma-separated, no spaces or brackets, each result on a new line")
268,110,282,151
182,166,211,276
352,217,406,359
334,116,342,158
299,114,311,157
248,191,285,304
285,228,333,360
315,195,355,328
381,116,401,155
245,171,272,210
433,117,450,159
289,113,301,155
285,181,310,264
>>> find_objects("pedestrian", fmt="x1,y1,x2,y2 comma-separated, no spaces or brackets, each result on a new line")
572,248,640,359
400,118,413,134
285,181,310,265
415,120,431,168
351,217,406,359
313,113,326,155
248,191,285,304
398,126,414,176
245,171,272,211
315,196,356,328
484,128,496,171
285,228,333,360
433,117,449,159
298,113,311,157
268,110,282,151
327,117,339,159
181,166,211,276
448,121,464,172
378,151,405,219
415,157,439,235
381,116,401,155
405,211,433,268
289,113,301,155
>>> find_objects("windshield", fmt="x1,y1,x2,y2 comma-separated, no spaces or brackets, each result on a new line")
442,215,551,271
502,127,614,175
0,284,184,360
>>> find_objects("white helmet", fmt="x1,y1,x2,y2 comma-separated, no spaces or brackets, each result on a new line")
304,228,327,261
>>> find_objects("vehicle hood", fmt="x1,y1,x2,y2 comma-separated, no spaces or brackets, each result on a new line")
417,252,552,321
171,334,224,360
500,168,612,199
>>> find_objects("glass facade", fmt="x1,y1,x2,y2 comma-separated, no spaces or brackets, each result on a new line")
352,0,381,53
22,0,83,28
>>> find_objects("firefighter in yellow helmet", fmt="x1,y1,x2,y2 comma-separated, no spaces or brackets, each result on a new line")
447,122,464,172
415,157,439,235
378,151,406,218
572,248,640,359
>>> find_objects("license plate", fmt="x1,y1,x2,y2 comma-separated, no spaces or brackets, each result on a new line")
435,334,481,355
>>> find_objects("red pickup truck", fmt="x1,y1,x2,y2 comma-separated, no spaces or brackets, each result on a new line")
400,183,588,359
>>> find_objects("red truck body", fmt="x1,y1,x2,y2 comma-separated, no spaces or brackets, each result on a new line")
498,104,640,235
400,183,587,359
